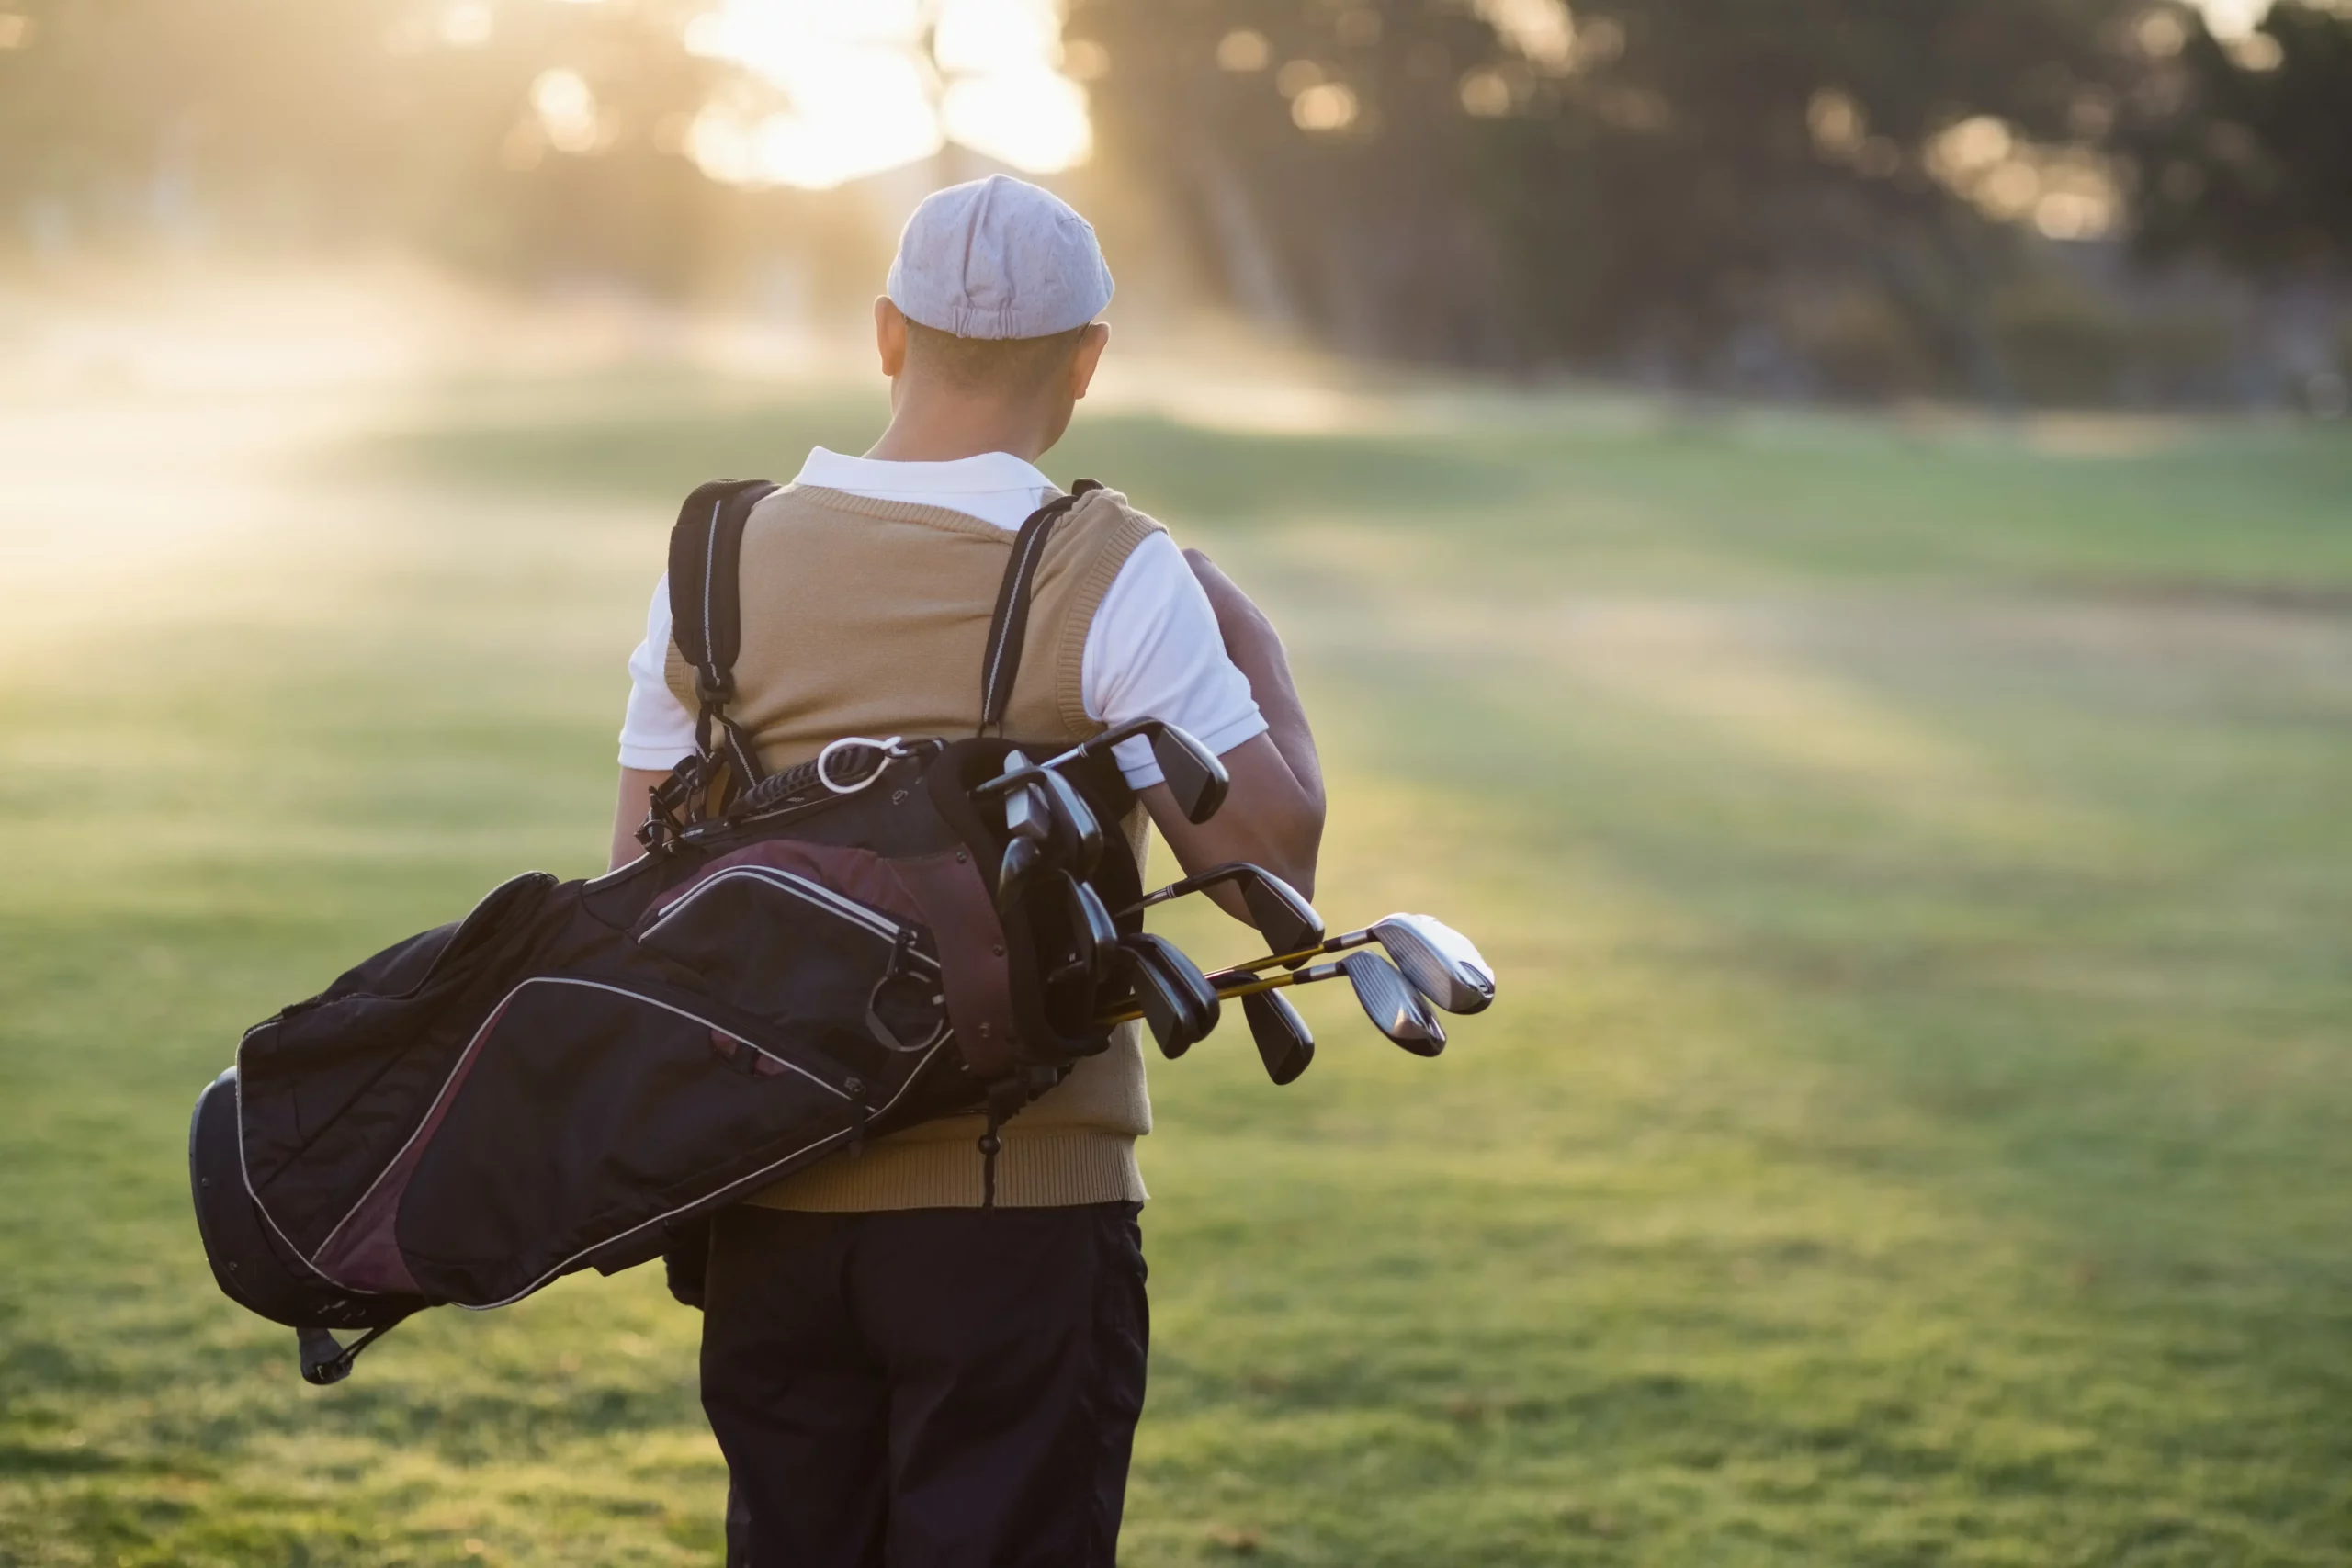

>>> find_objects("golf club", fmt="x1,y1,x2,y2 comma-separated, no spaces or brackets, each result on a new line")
1001,750,1049,843
1102,948,1445,1057
1114,932,1221,1058
1241,988,1315,1085
1030,766,1102,876
994,751,1104,912
995,834,1044,919
1046,870,1121,991
972,718,1230,826
1208,912,1495,1016
1322,950,1447,1056
995,749,1047,913
1122,862,1324,958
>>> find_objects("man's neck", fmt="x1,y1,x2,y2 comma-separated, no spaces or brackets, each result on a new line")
864,390,1052,466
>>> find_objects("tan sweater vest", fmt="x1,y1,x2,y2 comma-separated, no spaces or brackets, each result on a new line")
663,482,1162,1211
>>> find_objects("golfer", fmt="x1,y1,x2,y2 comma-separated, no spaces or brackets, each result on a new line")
608,175,1326,1566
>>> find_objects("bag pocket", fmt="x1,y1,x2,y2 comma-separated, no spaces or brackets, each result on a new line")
639,865,948,1055
387,978,857,1305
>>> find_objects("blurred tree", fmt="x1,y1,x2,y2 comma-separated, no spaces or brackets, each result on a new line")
2,0,2338,404
0,0,728,287
1067,0,2146,397
2116,0,2352,274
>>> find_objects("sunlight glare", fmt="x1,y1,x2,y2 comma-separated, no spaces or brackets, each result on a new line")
933,0,1059,74
942,67,1091,172
531,69,602,154
682,0,1091,190
2192,0,2269,38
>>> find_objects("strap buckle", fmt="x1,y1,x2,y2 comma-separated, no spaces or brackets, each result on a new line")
639,752,719,849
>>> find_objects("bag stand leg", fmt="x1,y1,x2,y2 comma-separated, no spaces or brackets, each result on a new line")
298,1322,398,1386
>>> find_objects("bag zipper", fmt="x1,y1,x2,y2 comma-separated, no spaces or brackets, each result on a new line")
642,865,939,973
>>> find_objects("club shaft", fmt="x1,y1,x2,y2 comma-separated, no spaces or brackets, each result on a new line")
1095,960,1339,1027
1202,927,1376,987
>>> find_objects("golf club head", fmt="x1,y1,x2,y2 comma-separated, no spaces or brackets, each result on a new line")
1241,988,1315,1086
1075,718,1228,826
1117,938,1203,1059
1117,933,1221,1058
1238,871,1323,957
1035,768,1103,877
1130,863,1325,958
996,835,1044,919
1054,872,1120,989
1371,913,1496,1015
1340,951,1447,1057
1150,724,1230,825
1001,755,1050,845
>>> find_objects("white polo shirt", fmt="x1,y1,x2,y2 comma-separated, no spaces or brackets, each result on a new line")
619,448,1267,788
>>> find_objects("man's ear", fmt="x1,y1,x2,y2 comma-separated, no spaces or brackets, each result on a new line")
876,297,909,379
1069,321,1111,400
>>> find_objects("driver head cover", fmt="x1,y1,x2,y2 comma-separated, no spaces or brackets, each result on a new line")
887,175,1115,340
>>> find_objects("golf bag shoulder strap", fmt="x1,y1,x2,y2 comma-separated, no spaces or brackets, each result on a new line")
979,479,1103,735
668,479,781,785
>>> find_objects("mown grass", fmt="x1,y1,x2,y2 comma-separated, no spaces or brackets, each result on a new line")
3,367,2349,1565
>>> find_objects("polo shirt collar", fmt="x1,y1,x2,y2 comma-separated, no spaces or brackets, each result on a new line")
796,446,1054,496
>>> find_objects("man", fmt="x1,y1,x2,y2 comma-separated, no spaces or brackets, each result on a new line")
607,175,1326,1566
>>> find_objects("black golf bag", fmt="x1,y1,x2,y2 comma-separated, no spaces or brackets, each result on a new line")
190,479,1164,1383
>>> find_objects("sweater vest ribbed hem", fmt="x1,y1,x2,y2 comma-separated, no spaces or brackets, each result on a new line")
741,1128,1148,1212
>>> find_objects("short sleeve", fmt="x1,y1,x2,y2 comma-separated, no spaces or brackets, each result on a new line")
1081,532,1268,788
618,575,700,771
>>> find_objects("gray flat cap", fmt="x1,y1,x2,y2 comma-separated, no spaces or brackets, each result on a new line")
886,175,1114,341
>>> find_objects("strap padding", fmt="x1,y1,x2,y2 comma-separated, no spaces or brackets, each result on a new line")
979,479,1102,736
667,479,780,788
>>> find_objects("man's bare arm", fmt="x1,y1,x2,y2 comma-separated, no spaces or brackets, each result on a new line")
1141,550,1326,919
609,766,669,872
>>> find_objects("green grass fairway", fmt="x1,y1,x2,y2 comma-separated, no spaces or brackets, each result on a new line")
4,367,2349,1565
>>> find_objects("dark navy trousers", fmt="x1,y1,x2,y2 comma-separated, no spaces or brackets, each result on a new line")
701,1201,1148,1568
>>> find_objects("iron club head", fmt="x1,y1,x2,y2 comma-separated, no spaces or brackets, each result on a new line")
995,835,1044,920
1116,933,1221,1059
1033,768,1102,877
1339,951,1447,1056
1241,988,1315,1085
1068,718,1230,824
1050,871,1120,990
1127,862,1324,957
1369,914,1496,1015
1148,725,1229,825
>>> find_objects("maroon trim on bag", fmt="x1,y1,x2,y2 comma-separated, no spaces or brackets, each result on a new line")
309,989,530,1295
891,847,1020,1079
644,830,1018,1076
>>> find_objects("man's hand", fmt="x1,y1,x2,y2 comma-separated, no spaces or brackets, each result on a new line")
1138,550,1325,920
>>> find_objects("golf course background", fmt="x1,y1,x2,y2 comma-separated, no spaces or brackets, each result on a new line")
3,340,2349,1563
